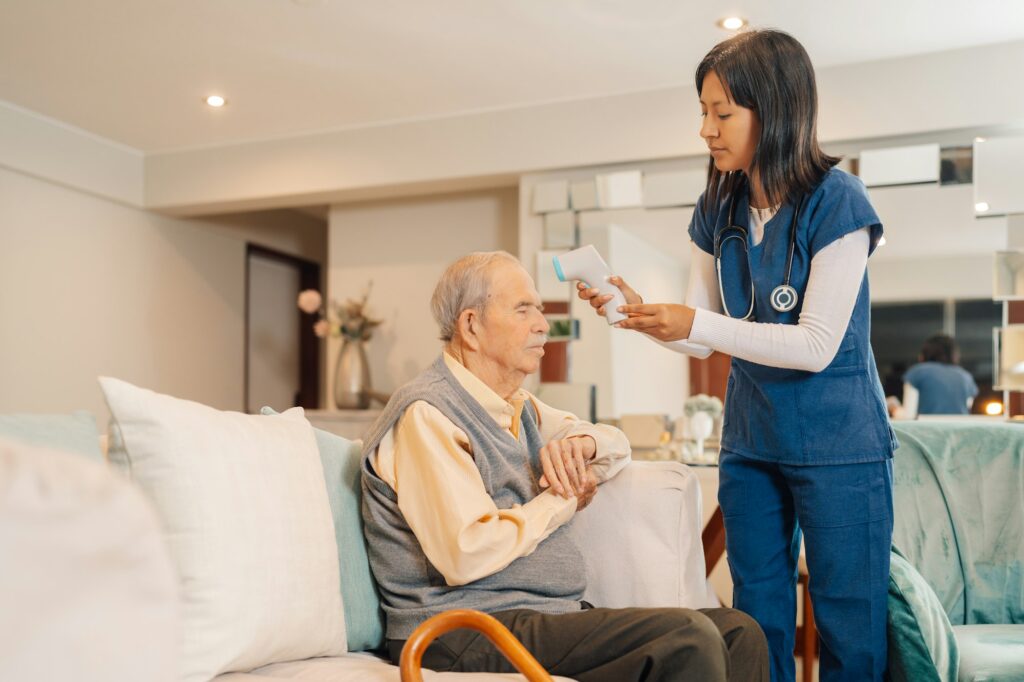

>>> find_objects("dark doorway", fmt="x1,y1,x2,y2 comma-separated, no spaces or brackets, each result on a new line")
245,244,321,413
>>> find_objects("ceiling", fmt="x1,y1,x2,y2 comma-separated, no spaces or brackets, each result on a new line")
3,0,1024,153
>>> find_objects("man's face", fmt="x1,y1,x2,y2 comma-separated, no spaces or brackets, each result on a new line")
475,262,550,377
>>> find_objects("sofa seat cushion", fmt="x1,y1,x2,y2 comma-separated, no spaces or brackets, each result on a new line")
953,625,1024,681
213,653,576,681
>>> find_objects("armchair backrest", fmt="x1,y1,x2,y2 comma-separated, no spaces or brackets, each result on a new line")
891,421,1024,626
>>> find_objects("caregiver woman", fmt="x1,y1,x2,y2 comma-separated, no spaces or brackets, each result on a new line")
578,29,896,682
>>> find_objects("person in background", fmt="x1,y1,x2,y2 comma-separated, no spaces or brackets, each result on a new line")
902,334,978,417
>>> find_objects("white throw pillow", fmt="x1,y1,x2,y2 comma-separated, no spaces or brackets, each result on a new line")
0,437,179,682
100,378,347,682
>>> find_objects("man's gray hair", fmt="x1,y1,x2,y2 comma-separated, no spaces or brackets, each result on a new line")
431,251,520,342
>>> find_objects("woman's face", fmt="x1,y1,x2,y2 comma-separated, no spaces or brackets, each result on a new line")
700,70,760,174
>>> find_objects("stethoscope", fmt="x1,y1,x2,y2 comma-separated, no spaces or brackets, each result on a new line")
713,190,807,320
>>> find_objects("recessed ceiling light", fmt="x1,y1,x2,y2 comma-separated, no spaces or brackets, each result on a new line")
975,136,987,143
717,16,747,31
205,95,226,108
975,201,990,212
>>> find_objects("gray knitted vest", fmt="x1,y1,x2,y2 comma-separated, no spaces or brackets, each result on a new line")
360,355,585,639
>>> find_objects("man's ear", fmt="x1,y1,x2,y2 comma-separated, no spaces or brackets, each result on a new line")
457,308,482,351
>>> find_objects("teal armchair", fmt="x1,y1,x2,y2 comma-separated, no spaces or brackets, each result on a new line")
889,421,1024,682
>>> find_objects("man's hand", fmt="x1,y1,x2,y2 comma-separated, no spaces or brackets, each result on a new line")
575,469,599,511
538,436,596,498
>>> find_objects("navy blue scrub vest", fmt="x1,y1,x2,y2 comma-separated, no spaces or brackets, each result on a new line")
689,168,897,465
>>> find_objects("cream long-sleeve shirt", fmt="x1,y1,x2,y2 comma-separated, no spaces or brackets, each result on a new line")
661,208,871,372
370,353,631,587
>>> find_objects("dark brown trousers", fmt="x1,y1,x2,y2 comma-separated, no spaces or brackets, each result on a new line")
388,606,769,682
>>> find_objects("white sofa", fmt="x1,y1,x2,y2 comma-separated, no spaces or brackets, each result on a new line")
0,387,711,682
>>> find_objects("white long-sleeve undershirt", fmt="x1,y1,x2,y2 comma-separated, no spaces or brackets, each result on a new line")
658,224,871,373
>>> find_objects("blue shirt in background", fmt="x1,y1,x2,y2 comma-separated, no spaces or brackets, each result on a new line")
904,362,978,414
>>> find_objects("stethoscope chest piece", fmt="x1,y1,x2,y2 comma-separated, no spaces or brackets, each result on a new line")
769,284,799,313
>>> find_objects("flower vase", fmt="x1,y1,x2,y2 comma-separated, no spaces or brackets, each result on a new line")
334,337,372,409
689,411,714,463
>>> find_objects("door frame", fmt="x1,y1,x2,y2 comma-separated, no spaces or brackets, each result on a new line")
244,244,322,413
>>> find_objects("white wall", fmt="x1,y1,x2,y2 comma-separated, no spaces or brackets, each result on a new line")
326,187,518,401
145,40,1024,215
568,224,687,420
867,183,1006,302
0,166,326,422
0,100,143,207
520,162,697,417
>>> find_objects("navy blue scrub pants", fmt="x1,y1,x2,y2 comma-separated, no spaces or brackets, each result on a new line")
718,451,893,682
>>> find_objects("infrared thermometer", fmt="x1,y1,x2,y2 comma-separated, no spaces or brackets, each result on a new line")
552,245,628,324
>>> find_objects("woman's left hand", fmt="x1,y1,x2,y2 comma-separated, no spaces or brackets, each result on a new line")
614,304,697,342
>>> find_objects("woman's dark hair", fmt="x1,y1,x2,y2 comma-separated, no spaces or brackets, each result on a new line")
920,334,958,364
695,29,839,209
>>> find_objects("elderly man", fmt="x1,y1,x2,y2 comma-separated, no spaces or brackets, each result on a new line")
361,251,768,681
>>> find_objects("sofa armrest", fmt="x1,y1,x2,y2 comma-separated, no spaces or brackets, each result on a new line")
569,461,713,609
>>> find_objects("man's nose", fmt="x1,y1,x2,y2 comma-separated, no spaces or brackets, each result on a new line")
535,312,550,334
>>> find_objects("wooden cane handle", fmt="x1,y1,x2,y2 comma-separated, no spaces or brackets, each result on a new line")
399,609,554,682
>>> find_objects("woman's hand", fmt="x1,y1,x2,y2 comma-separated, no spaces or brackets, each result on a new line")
614,304,697,342
576,276,643,317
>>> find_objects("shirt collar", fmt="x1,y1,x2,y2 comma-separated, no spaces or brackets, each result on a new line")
443,352,527,430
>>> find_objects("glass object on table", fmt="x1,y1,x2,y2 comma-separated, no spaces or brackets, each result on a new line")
334,337,371,409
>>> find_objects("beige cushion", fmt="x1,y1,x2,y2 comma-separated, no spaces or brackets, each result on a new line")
100,377,347,682
0,437,179,682
571,461,713,608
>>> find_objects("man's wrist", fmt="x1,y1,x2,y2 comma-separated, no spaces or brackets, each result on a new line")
570,434,598,461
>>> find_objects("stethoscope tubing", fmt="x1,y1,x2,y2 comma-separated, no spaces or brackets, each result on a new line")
713,189,806,319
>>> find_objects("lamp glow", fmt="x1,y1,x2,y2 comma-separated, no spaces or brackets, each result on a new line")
878,236,887,247
205,95,226,108
976,201,990,213
718,16,747,30
984,400,1003,416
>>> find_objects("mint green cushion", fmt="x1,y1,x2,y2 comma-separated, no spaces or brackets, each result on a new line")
888,548,960,682
891,422,1024,627
262,407,385,652
0,412,103,461
953,624,1024,681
